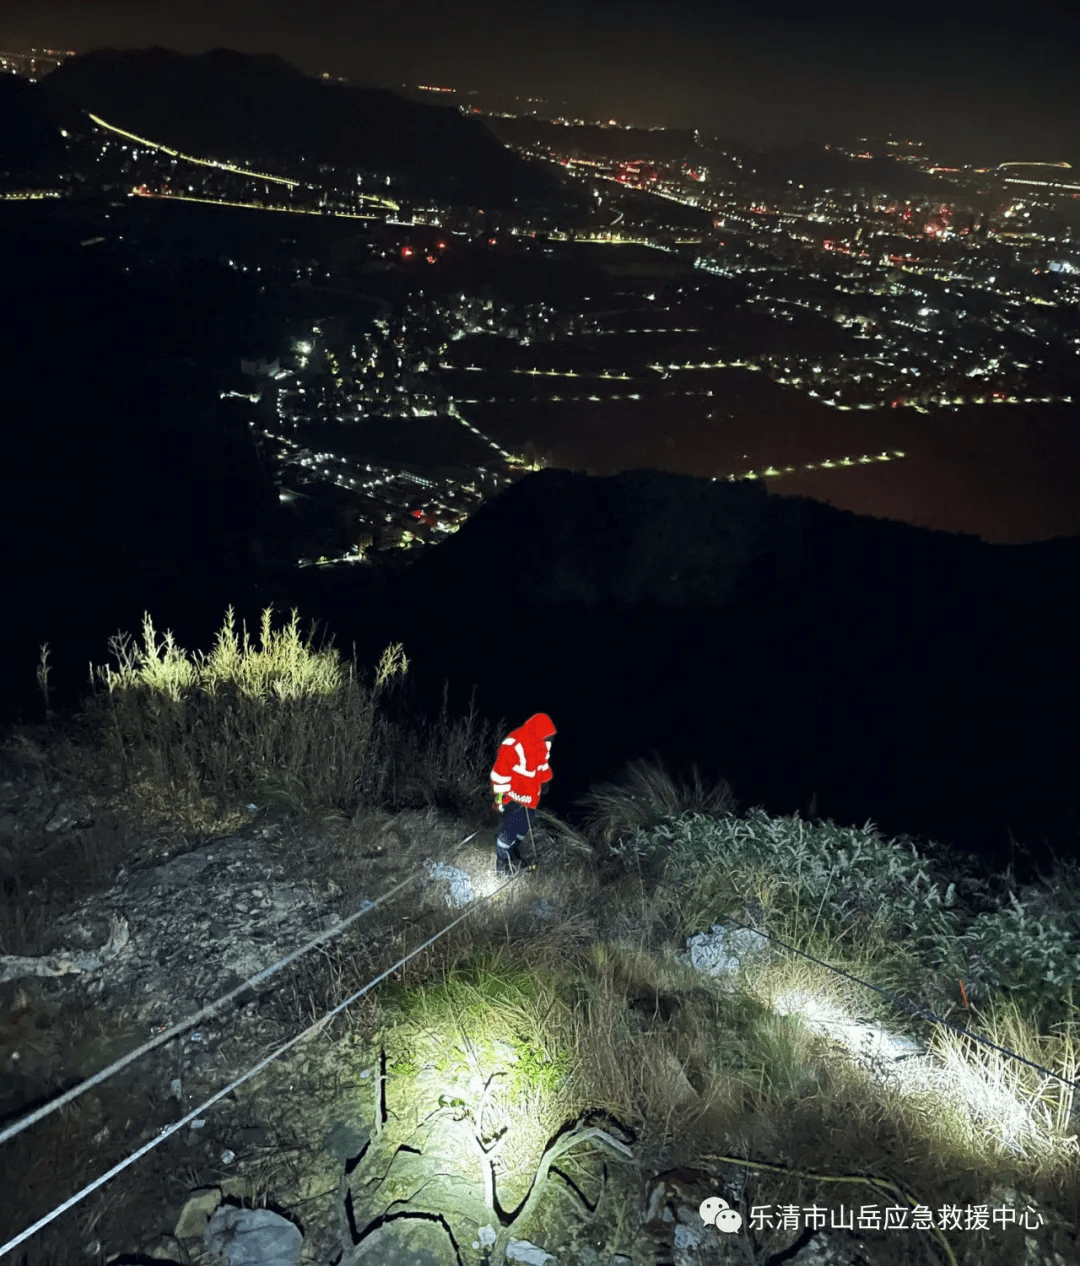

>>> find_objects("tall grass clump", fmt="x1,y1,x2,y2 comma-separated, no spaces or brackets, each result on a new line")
927,990,1080,1174
64,606,450,832
574,753,739,853
366,677,506,815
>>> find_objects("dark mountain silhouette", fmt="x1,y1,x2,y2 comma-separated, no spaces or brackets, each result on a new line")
0,74,68,187
36,46,590,216
281,467,1080,882
0,220,296,730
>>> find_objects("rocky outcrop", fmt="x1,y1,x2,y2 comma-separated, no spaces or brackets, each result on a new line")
0,913,129,986
41,834,348,1028
4,749,1074,1266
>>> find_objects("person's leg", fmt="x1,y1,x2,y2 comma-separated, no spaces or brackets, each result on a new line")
497,804,524,873
516,807,536,861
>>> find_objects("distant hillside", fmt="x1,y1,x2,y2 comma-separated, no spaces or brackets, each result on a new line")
37,46,590,216
483,113,750,176
745,140,953,199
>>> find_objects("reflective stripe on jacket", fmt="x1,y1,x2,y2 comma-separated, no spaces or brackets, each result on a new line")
490,712,557,809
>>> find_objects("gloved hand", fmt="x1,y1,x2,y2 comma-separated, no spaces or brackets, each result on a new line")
492,792,506,813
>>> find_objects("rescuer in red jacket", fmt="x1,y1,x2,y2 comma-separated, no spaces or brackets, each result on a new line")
490,712,556,875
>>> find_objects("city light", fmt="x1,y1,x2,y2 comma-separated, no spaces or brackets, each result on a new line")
39,74,1075,570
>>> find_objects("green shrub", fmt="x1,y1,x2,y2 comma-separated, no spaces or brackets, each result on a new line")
614,806,962,951
385,949,575,1097
960,889,1080,1025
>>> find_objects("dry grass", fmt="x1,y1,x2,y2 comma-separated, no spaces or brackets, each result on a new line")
2,607,1079,1266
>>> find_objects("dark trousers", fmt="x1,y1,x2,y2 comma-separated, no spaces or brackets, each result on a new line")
496,804,536,859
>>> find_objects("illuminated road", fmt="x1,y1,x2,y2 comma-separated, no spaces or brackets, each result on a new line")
73,109,1080,546
129,186,383,221
87,110,399,210
997,160,1071,170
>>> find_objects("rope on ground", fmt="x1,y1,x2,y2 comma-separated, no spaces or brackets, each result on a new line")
0,853,524,1260
0,830,480,1150
712,908,1080,1096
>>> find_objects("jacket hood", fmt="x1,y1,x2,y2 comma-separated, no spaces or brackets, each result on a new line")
523,712,557,739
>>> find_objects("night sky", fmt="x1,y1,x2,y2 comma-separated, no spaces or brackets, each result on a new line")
6,1,1080,163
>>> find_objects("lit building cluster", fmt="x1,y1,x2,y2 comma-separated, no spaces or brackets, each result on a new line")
238,288,569,565
234,107,1077,564
8,58,1077,568
0,45,76,81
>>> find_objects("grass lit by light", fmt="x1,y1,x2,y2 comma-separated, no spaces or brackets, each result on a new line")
3,608,1079,1264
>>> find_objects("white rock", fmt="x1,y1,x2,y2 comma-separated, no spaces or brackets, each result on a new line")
506,1239,557,1265
204,1206,303,1266
424,858,474,907
686,923,769,977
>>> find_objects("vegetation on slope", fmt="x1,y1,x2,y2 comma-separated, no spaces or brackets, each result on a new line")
1,607,1078,1264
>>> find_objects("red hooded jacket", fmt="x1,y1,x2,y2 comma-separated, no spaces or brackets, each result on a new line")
490,713,557,809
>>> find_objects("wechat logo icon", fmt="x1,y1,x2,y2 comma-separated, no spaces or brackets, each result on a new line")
699,1195,743,1233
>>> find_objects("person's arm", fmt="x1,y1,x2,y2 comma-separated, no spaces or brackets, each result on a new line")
491,760,512,810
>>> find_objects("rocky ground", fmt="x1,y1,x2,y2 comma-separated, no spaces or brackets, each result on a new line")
1,732,1076,1266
